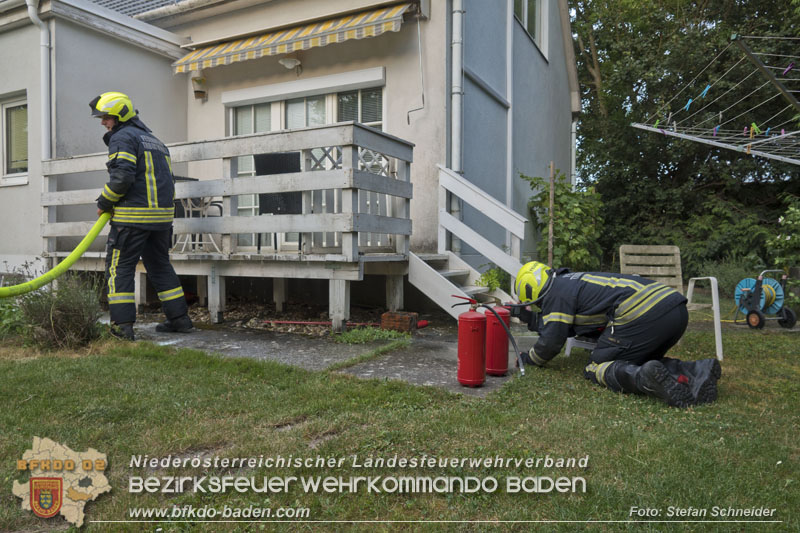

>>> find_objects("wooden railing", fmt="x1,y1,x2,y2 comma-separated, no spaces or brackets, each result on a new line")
437,164,526,278
41,122,413,264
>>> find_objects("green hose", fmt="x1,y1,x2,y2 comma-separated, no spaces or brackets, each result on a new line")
0,213,111,299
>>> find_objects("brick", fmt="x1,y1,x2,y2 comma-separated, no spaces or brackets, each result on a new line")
381,311,418,332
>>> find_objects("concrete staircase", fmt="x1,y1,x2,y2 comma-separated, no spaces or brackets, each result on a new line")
409,251,516,320
408,166,528,321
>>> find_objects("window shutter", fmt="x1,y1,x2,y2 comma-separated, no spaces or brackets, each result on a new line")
361,89,382,124
337,91,358,122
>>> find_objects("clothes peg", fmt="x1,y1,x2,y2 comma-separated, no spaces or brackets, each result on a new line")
684,98,693,111
783,62,795,76
700,84,711,98
654,119,660,128
713,126,719,137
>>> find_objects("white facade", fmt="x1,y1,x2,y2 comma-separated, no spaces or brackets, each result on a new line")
0,0,577,305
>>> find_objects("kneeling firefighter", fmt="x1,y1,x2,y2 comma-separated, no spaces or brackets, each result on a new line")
513,262,720,407
90,92,193,340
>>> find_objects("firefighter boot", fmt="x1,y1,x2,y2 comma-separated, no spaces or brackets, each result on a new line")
661,357,721,405
111,322,135,341
155,314,193,333
636,360,695,408
588,360,694,407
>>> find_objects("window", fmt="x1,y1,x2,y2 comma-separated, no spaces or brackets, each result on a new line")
514,0,541,44
233,102,271,247
2,97,28,185
337,88,383,130
286,95,327,129
228,86,383,250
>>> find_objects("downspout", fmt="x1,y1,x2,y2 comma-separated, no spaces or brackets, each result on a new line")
450,0,463,173
26,0,51,160
449,0,464,254
505,0,514,250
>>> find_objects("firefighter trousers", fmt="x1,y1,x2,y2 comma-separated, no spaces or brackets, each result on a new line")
104,225,187,325
585,302,688,393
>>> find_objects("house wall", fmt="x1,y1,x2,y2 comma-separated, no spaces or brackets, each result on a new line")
0,23,44,271
52,18,187,252
510,0,573,262
171,0,448,252
0,14,187,269
458,0,574,267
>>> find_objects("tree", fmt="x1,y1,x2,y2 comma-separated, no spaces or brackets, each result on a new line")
571,0,800,275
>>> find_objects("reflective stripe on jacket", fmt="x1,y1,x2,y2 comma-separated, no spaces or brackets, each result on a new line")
97,119,175,229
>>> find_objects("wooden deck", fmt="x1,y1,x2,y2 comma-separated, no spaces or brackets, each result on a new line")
41,122,413,329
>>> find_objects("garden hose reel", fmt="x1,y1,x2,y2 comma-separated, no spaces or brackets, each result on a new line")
734,270,796,329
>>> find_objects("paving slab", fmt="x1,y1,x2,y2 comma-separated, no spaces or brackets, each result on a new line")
119,319,367,371
106,313,543,397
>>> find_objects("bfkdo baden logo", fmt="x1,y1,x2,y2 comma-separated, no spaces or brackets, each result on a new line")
13,437,111,527
30,477,63,518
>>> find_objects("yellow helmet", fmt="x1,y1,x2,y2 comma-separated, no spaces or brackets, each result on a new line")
89,92,136,122
515,261,552,302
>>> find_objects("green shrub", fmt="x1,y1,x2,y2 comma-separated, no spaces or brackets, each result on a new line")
334,327,410,345
476,266,511,293
18,273,103,350
0,299,25,339
766,195,800,311
697,254,766,299
522,170,604,271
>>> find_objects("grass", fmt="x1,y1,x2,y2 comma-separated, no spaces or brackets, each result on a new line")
0,309,798,532
333,327,411,345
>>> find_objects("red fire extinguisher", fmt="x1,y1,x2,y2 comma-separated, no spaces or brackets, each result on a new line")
485,305,510,376
454,296,486,387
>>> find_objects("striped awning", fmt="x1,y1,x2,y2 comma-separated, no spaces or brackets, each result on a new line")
173,3,412,74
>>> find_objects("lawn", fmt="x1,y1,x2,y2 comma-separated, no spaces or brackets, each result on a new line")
0,306,798,532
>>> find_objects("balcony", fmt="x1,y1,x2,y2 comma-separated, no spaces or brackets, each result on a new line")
41,122,413,329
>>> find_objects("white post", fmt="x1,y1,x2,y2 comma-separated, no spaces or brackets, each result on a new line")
273,278,287,313
208,264,225,324
386,275,403,312
329,279,350,332
340,145,359,262
134,270,147,314
222,157,238,254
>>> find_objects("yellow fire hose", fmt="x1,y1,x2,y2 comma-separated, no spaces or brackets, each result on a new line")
0,213,111,299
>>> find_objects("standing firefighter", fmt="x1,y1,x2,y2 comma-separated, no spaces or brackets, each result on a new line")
90,92,193,340
514,261,720,407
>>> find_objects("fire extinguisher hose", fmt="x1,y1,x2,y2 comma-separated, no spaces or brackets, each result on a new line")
481,304,526,376
0,213,111,299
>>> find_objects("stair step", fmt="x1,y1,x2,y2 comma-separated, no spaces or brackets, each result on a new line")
461,285,489,296
438,269,470,279
415,253,449,263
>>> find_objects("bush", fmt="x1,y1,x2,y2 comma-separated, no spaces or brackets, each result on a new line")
522,170,604,271
0,300,25,340
476,266,511,293
766,194,800,311
697,254,766,299
18,273,104,350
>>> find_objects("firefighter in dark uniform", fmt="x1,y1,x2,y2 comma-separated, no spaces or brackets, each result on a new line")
514,261,721,407
90,92,193,341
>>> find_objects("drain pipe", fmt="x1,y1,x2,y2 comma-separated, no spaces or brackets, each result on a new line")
451,0,464,173
449,0,464,254
26,0,51,160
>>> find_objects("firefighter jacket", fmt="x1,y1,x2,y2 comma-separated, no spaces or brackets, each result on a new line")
529,269,687,364
96,117,175,230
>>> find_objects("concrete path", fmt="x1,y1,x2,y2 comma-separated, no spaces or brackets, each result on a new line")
123,316,540,398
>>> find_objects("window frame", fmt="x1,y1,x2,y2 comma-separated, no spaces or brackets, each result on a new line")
1,96,29,187
514,0,544,51
226,85,385,252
